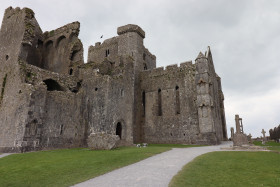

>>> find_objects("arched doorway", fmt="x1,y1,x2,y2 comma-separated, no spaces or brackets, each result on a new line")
116,122,122,139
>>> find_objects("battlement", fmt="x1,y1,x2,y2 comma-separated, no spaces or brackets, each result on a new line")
117,24,145,38
3,7,34,20
89,36,118,52
141,61,195,79
180,61,193,67
166,64,178,71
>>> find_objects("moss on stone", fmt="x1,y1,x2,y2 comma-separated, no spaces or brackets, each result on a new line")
25,22,35,35
25,8,34,16
49,30,55,37
24,8,34,19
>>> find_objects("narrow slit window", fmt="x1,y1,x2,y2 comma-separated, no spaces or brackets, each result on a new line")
142,91,146,116
105,49,110,57
144,63,147,70
60,124,64,135
69,68,73,75
158,89,162,116
175,86,180,114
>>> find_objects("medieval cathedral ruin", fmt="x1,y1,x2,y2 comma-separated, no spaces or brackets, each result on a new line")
0,7,227,152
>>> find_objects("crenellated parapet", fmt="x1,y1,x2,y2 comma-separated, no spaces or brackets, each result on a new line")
140,61,195,79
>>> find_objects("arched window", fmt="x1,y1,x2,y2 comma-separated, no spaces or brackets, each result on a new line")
56,35,66,48
45,40,53,49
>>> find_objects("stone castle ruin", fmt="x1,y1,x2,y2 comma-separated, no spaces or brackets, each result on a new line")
0,7,227,152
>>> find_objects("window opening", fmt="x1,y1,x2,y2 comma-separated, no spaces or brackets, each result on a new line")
175,86,180,114
158,89,162,116
142,91,146,116
116,122,122,139
69,68,73,75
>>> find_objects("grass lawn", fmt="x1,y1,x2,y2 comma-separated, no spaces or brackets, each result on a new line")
0,144,199,187
253,140,280,147
253,140,280,153
169,151,280,187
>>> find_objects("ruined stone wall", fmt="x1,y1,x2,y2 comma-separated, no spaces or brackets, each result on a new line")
42,22,84,75
78,56,135,144
206,51,226,142
0,7,86,152
139,62,200,143
195,48,227,144
16,62,85,151
0,7,37,152
217,75,227,140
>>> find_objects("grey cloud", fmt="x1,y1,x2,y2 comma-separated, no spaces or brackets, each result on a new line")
1,0,280,138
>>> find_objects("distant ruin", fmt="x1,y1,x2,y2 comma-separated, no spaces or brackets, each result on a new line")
0,7,227,152
233,114,249,146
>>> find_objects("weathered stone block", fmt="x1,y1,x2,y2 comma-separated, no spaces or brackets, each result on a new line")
233,133,249,146
87,132,120,150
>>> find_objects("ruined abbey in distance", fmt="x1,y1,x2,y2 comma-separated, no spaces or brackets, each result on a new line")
0,7,227,152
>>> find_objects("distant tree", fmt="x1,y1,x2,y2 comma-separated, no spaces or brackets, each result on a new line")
269,124,280,141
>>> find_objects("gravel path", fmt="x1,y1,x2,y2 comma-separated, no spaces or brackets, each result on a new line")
74,141,232,187
0,153,13,159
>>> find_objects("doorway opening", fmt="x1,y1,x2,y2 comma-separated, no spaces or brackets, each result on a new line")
116,122,122,139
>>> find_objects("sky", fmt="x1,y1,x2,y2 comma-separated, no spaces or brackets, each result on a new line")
1,0,280,138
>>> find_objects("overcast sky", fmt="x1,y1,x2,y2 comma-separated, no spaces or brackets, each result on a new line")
1,0,280,138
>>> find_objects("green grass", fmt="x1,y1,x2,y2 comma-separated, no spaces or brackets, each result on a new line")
253,141,280,153
0,144,200,187
253,140,280,146
169,151,280,187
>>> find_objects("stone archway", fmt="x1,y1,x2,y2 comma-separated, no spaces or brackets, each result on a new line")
116,122,122,139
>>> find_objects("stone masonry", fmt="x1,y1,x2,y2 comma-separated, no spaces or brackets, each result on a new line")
0,7,227,152
233,114,249,146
